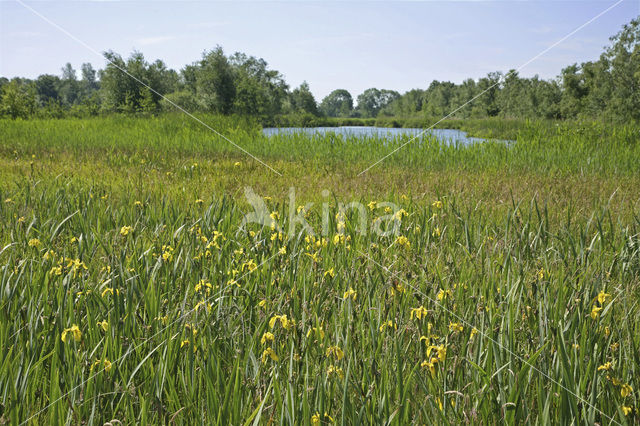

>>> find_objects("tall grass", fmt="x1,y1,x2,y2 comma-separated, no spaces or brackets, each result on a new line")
0,115,638,424
1,115,639,175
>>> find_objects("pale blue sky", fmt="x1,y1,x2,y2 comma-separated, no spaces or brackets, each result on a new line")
1,1,638,100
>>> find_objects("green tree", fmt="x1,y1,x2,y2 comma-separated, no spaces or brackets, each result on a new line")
356,88,400,118
603,16,640,120
35,74,61,106
320,89,353,117
0,79,36,118
381,89,425,116
474,72,502,117
59,63,80,106
81,63,98,90
195,47,236,114
230,52,288,117
423,81,455,117
559,64,587,118
100,51,173,112
289,81,318,115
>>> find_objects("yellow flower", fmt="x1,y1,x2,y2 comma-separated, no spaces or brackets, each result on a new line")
134,200,143,207
185,323,198,336
449,322,463,333
536,268,545,280
432,200,443,209
261,332,275,345
590,304,603,319
421,359,436,375
326,345,344,360
306,326,325,340
621,384,633,398
393,209,408,220
161,245,174,262
609,376,623,386
597,290,610,305
436,289,452,301
258,299,267,308
410,306,428,320
261,347,279,363
61,324,82,343
343,287,357,301
432,227,441,238
234,161,241,167
278,246,287,255
17,216,25,224
622,406,632,416
101,287,119,298
432,344,447,362
324,268,335,279
367,201,377,211
395,235,410,249
597,362,611,371
379,320,396,332
391,282,405,296
311,413,321,426
269,315,293,330
327,365,344,379
242,259,258,272
195,199,204,205
98,320,109,332
305,251,320,263
43,250,55,261
195,279,213,294
67,258,88,277
92,359,112,372
28,238,41,248
470,327,479,338
120,226,133,236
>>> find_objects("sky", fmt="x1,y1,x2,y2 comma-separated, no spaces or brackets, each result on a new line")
1,0,638,100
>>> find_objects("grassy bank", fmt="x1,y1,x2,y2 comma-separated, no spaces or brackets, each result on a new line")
265,114,553,141
0,115,639,424
1,115,639,176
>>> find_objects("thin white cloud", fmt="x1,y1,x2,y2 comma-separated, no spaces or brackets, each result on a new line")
135,35,177,46
293,32,375,47
189,21,229,30
8,31,44,38
530,26,554,35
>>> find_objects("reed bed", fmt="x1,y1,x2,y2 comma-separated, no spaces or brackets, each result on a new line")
0,116,638,424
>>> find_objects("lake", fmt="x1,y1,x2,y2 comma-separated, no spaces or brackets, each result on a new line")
262,126,488,145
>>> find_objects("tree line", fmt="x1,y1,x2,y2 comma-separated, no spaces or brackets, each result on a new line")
1,17,638,122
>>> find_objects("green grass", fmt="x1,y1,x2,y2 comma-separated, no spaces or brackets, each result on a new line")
0,115,639,424
1,115,639,175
